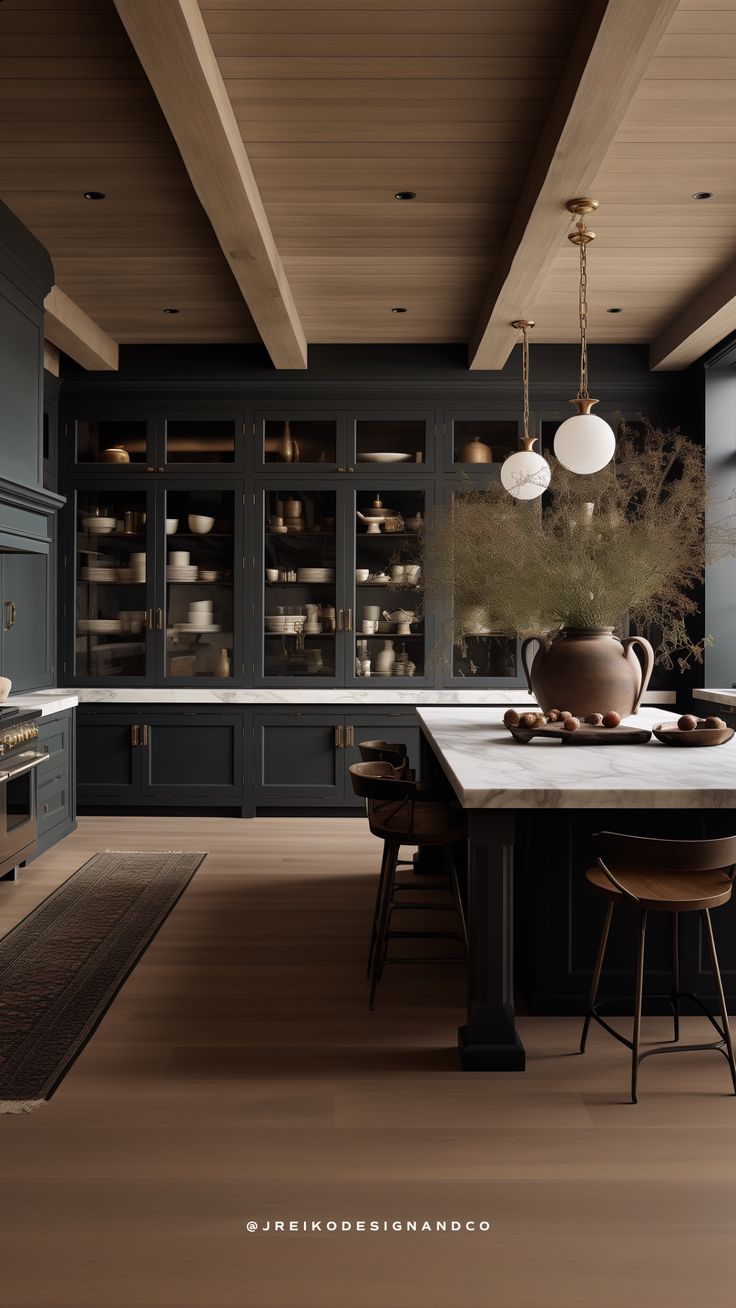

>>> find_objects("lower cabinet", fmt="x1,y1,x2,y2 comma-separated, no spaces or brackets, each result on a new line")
253,709,420,806
77,707,245,808
34,708,76,857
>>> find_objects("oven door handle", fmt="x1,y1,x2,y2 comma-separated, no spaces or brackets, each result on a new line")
0,754,46,782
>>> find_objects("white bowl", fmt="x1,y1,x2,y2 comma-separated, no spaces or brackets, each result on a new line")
357,452,413,463
188,515,215,534
169,551,190,566
189,601,213,612
165,519,179,535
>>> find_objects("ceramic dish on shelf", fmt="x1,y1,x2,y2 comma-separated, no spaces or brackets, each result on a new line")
357,452,413,463
78,619,124,634
296,568,334,582
188,514,215,534
198,569,220,582
165,519,179,535
81,567,119,582
82,517,116,535
175,622,222,634
652,722,734,747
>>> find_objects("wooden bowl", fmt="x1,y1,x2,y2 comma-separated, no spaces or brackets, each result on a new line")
652,723,734,747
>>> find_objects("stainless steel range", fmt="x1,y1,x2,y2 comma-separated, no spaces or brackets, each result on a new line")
0,707,45,881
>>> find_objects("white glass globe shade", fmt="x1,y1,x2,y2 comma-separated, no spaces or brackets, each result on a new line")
553,413,616,475
500,449,551,500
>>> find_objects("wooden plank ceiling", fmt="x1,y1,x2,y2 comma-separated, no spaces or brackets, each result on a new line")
2,0,736,368
0,0,259,344
531,0,736,353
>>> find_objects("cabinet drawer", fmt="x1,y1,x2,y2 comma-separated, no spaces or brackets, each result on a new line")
37,710,72,780
38,768,70,836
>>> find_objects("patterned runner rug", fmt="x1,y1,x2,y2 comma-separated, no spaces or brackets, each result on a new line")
0,849,206,1112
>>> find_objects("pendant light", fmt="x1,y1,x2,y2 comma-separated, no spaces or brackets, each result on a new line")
500,319,550,500
553,199,616,475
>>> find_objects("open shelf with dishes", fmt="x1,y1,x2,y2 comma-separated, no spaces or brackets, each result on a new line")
352,485,429,683
162,486,236,680
261,487,339,679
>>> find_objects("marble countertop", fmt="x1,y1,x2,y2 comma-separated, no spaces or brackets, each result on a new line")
417,707,736,810
693,689,736,709
42,686,675,707
5,691,79,718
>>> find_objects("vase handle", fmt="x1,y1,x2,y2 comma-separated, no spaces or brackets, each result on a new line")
519,634,548,695
623,635,654,714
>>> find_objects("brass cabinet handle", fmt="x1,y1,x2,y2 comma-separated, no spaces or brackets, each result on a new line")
345,724,354,747
42,804,49,814
143,608,153,631
346,608,353,632
337,466,346,473
142,723,149,747
131,724,140,747
334,724,344,748
3,600,16,631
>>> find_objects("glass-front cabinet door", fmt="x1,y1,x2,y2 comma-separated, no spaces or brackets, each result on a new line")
444,412,519,473
258,484,342,683
349,412,432,472
443,483,524,687
158,408,243,472
351,482,432,686
69,414,153,471
159,485,238,682
71,483,155,681
257,412,340,471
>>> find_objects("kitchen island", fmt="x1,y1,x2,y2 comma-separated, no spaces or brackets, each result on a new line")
417,707,736,1071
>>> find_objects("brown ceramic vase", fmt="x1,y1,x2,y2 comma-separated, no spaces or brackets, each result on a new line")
520,627,654,719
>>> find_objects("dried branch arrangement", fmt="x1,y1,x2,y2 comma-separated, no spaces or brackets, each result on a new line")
423,425,735,671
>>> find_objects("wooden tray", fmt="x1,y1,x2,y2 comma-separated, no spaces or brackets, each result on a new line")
652,723,734,747
506,721,652,746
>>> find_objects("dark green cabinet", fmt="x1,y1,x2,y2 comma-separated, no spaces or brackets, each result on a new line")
253,709,420,806
77,707,244,808
0,551,50,691
34,708,76,856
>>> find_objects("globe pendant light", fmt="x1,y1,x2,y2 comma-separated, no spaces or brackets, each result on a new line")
553,198,616,475
500,319,550,500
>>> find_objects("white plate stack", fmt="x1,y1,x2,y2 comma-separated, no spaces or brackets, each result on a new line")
81,565,118,582
131,552,146,583
176,599,221,634
296,567,334,583
265,614,306,635
167,549,196,581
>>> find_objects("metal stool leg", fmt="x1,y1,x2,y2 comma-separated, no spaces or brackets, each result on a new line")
367,839,390,978
631,909,648,1104
369,841,399,1011
702,908,736,1095
580,901,614,1053
671,911,680,1043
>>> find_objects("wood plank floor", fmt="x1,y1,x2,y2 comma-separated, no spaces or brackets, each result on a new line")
1,816,735,1308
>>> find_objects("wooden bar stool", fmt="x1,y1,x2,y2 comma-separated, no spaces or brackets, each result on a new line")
349,760,468,1009
357,739,453,977
580,831,736,1102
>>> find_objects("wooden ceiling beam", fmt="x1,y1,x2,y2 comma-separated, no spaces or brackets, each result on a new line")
44,286,119,372
113,0,307,369
468,0,681,371
649,261,736,371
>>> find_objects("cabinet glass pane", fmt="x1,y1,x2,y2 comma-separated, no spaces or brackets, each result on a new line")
453,419,518,465
354,488,424,681
164,418,235,465
450,488,518,680
355,419,425,465
263,418,336,465
164,490,235,679
75,489,148,678
263,490,336,678
75,419,148,466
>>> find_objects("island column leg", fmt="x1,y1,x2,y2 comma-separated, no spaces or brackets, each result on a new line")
459,809,525,1071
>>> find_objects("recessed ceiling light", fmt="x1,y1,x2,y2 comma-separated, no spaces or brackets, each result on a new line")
162,307,180,314
83,191,106,200
394,191,416,201
606,306,623,314
391,306,408,313
692,191,713,200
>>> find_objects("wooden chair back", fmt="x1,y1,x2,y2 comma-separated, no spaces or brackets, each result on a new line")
349,760,416,803
595,831,736,877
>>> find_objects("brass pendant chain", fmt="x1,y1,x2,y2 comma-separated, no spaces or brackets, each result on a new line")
511,318,535,448
578,225,589,399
